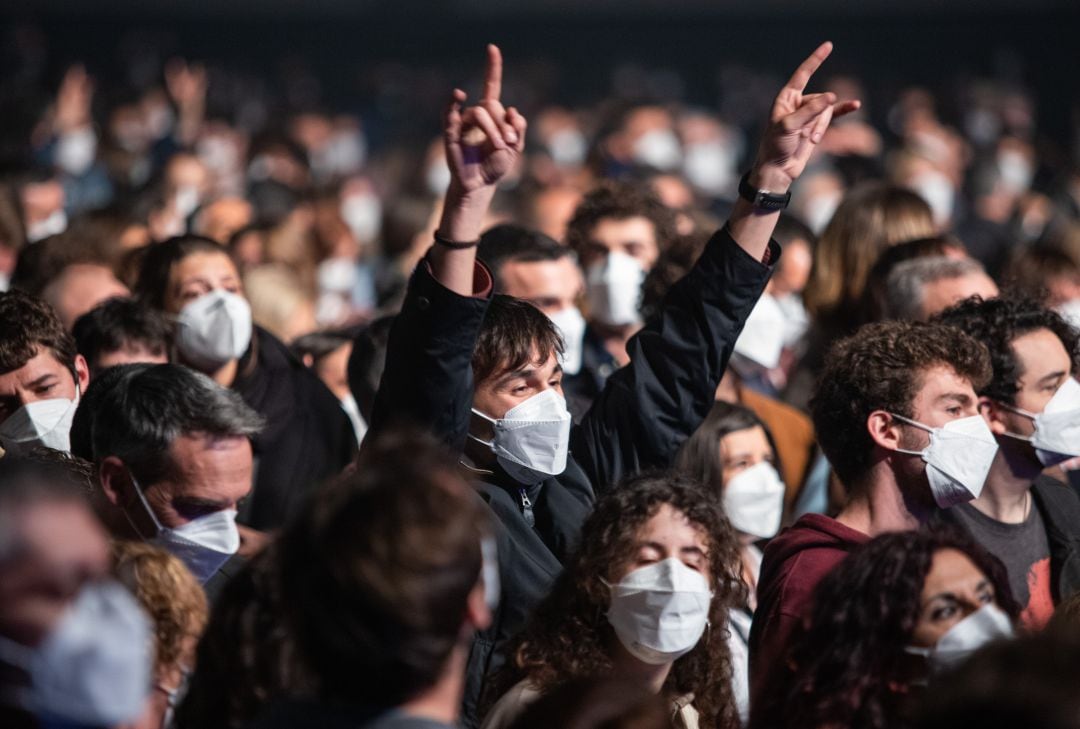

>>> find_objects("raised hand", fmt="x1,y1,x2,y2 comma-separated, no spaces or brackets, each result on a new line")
443,44,527,196
751,42,861,191
54,65,94,133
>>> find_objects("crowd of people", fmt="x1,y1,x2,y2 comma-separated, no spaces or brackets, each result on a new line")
1,24,1080,729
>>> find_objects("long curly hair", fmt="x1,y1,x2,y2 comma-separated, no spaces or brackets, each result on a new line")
488,471,745,729
770,527,1020,729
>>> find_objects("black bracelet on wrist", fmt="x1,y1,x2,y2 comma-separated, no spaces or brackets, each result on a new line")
737,171,791,212
433,231,480,250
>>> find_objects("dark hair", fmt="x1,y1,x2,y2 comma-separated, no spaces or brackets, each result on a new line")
863,235,968,321
276,428,489,707
810,321,992,488
676,401,780,492
1002,246,1080,303
565,180,677,258
72,297,173,374
0,289,78,379
133,235,235,311
290,329,353,365
932,296,1080,405
640,231,710,321
772,213,817,250
346,315,395,421
69,363,264,485
174,549,305,729
473,294,564,385
478,224,572,290
915,627,1080,729
769,528,1019,729
490,471,744,729
0,452,95,561
506,677,674,729
9,224,111,296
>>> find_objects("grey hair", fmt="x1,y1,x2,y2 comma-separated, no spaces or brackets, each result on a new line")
0,453,94,563
883,256,989,321
71,363,265,484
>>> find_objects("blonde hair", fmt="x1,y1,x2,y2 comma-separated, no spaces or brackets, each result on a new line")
803,183,936,322
243,264,316,343
111,540,209,671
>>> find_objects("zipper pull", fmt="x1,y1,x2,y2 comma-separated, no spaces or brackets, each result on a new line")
519,488,536,528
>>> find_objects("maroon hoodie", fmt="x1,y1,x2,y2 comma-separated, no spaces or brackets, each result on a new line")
747,513,870,723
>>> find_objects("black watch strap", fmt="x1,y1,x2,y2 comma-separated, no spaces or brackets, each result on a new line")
738,171,791,211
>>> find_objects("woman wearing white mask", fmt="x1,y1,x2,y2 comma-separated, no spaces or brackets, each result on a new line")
676,402,785,724
764,528,1019,729
134,236,357,530
482,472,744,729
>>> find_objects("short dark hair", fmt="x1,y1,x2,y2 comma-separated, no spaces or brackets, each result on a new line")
134,235,233,311
0,290,77,379
1003,246,1080,302
277,428,489,707
863,235,967,321
565,180,677,257
477,224,571,290
72,297,173,373
0,453,95,561
810,321,992,488
70,363,264,485
932,296,1080,405
473,295,563,385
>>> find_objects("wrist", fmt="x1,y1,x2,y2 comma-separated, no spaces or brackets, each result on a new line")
747,165,793,195
439,184,495,242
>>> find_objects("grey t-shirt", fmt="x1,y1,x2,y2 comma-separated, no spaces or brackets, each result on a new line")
951,498,1054,627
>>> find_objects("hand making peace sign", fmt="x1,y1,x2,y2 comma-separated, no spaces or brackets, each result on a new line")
443,44,528,196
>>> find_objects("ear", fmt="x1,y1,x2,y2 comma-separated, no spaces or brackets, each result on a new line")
867,410,905,452
464,581,492,633
979,396,1009,435
98,456,133,509
74,354,90,393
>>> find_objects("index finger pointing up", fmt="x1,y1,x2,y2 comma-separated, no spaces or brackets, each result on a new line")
483,44,503,102
786,41,833,93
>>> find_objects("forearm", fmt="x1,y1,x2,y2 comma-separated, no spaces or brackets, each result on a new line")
726,165,791,263
431,183,496,296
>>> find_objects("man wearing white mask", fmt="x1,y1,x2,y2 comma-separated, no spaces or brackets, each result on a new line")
476,224,594,420
69,362,266,603
0,291,89,456
565,180,677,370
932,297,1080,630
0,453,152,729
750,319,996,723
367,43,861,727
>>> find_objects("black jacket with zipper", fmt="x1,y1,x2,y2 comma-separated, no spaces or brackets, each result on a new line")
362,227,778,728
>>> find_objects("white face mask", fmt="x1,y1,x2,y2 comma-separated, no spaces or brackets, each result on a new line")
775,292,810,347
547,128,587,167
56,127,98,177
586,251,645,328
733,293,787,370
548,306,587,376
909,170,955,227
890,413,999,508
0,385,80,455
800,190,842,236
470,389,572,485
128,472,241,584
682,139,736,197
632,128,682,171
905,602,1013,674
425,160,452,196
0,580,152,726
174,184,201,219
1057,300,1080,331
996,150,1034,195
480,535,501,612
340,192,382,243
318,256,359,295
26,209,68,244
724,462,786,539
176,290,253,370
1000,378,1080,467
606,557,713,665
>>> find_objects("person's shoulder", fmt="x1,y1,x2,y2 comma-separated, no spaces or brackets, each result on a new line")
481,679,542,729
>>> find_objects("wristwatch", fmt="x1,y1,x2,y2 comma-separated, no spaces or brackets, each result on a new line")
738,171,791,211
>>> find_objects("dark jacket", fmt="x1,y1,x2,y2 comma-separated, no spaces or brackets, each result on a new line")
935,474,1080,604
748,513,869,729
365,228,777,728
561,324,619,422
234,326,358,530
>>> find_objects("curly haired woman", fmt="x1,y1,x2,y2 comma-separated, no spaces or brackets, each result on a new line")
765,528,1020,729
482,472,745,729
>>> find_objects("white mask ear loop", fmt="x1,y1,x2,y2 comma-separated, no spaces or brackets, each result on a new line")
888,413,934,456
468,408,498,450
122,469,165,540
995,401,1039,442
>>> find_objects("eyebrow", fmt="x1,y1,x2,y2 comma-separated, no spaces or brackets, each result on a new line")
936,392,973,407
495,367,537,388
26,373,58,389
924,579,992,607
174,496,232,511
1037,370,1068,386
